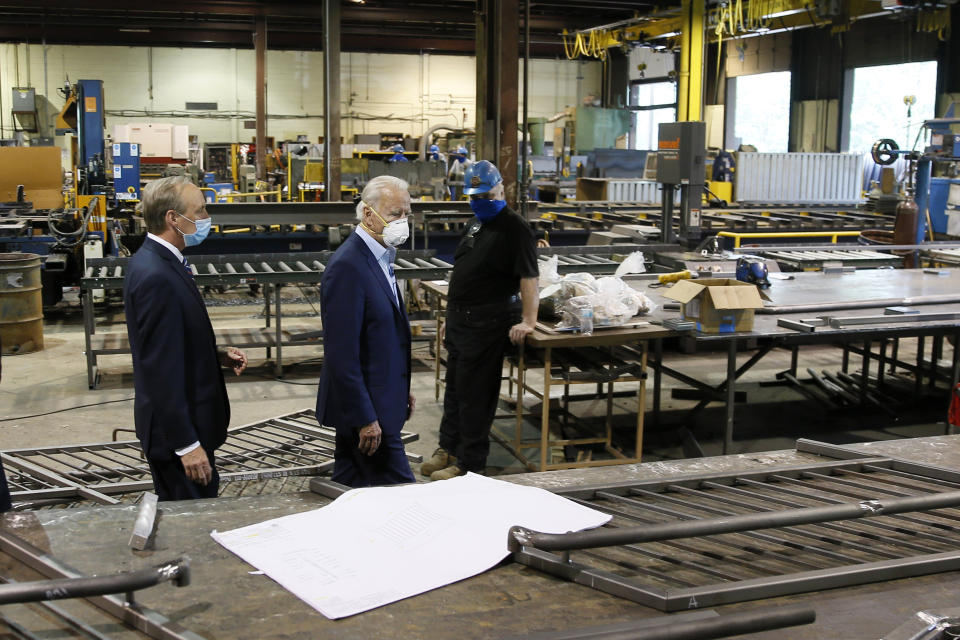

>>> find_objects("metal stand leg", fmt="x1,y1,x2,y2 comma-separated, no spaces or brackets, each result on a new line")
724,339,737,455
652,338,662,429
274,284,283,378
930,335,943,390
789,345,799,377
916,336,926,401
949,332,960,435
841,344,850,374
264,284,272,361
83,289,98,389
891,337,899,374
878,339,888,389
860,340,871,406
541,347,552,470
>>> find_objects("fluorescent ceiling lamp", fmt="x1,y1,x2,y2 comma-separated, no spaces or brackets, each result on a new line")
762,9,805,19
118,28,151,33
650,30,680,39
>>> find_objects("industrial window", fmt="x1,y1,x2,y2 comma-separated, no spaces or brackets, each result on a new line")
629,80,677,150
729,71,791,153
846,60,938,156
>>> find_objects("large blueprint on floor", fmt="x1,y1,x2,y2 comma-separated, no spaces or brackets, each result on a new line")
211,473,610,619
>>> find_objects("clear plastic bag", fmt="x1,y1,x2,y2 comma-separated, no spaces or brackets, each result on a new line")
555,276,657,330
614,251,646,277
538,254,562,287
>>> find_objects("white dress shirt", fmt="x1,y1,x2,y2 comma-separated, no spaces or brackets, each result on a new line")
356,226,400,307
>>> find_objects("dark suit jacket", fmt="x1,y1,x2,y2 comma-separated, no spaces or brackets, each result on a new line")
316,232,411,438
123,238,230,462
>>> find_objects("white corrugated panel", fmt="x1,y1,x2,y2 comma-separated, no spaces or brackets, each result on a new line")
605,179,661,204
736,152,863,205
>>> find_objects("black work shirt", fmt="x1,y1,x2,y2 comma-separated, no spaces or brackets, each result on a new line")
448,206,538,306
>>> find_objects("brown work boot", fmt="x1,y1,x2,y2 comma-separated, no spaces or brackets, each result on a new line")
430,464,466,481
420,447,455,477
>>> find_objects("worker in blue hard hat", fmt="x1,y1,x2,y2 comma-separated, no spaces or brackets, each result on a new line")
423,160,539,481
447,146,471,200
428,144,442,162
388,143,408,163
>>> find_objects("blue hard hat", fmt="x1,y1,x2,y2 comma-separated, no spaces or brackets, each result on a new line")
429,144,439,153
456,146,468,156
463,160,502,195
392,144,405,153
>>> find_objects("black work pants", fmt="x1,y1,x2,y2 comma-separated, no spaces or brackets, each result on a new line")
438,301,519,473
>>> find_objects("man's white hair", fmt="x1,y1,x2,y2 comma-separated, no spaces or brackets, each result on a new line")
355,175,410,221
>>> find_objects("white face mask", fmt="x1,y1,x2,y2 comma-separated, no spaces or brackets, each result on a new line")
362,201,409,247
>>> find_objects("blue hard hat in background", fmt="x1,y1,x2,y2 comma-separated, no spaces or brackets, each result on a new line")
463,160,503,195
456,146,468,156
392,144,405,153
429,144,439,153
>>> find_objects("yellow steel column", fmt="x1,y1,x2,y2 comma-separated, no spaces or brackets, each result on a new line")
677,0,705,121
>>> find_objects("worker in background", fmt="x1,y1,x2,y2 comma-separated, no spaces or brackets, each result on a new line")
428,144,443,162
388,143,409,163
0,339,10,512
447,146,471,200
315,175,417,487
423,161,539,480
124,176,248,501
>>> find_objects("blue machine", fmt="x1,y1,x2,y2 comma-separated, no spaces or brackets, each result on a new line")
77,79,107,194
112,143,141,201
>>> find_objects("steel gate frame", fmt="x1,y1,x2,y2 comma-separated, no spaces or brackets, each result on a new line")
3,409,419,508
510,443,960,612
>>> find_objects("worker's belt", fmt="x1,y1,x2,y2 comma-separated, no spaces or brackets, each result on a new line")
447,295,520,316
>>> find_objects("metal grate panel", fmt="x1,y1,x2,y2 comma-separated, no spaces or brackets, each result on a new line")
512,457,960,611
3,409,418,507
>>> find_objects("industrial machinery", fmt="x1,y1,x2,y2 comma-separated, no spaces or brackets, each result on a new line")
55,80,108,197
657,120,705,247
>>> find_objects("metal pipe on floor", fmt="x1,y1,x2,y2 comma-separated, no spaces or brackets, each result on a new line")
0,558,189,605
508,490,960,553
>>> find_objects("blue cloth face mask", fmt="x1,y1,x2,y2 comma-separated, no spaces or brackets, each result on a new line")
176,213,212,247
470,197,506,222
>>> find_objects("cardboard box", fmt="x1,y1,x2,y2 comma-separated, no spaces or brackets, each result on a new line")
663,278,765,333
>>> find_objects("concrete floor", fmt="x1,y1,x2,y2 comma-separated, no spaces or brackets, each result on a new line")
0,287,953,481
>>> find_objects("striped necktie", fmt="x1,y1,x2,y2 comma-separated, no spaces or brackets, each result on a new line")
181,257,194,278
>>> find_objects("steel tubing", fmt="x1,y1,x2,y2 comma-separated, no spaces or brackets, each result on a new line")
625,605,815,640
0,558,190,605
508,490,960,553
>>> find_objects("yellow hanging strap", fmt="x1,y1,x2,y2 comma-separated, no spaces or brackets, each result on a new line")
917,8,951,41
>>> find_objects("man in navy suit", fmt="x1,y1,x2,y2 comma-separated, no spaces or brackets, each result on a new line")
124,176,247,501
316,175,416,487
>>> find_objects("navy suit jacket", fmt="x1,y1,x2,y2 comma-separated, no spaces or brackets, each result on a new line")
316,231,411,437
123,238,230,462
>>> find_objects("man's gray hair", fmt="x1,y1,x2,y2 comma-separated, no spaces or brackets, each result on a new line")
355,175,410,221
141,176,193,234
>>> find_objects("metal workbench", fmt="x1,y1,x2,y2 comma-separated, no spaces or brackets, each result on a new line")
4,436,960,639
643,269,960,454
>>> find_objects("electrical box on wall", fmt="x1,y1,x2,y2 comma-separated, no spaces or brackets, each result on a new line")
656,121,706,185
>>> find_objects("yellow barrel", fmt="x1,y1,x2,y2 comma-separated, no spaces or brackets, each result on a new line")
0,253,44,354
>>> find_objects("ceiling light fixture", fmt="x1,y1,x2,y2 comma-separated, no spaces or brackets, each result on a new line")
762,9,805,19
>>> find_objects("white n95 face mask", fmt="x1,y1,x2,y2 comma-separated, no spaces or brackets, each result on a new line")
380,217,410,247
363,201,409,247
